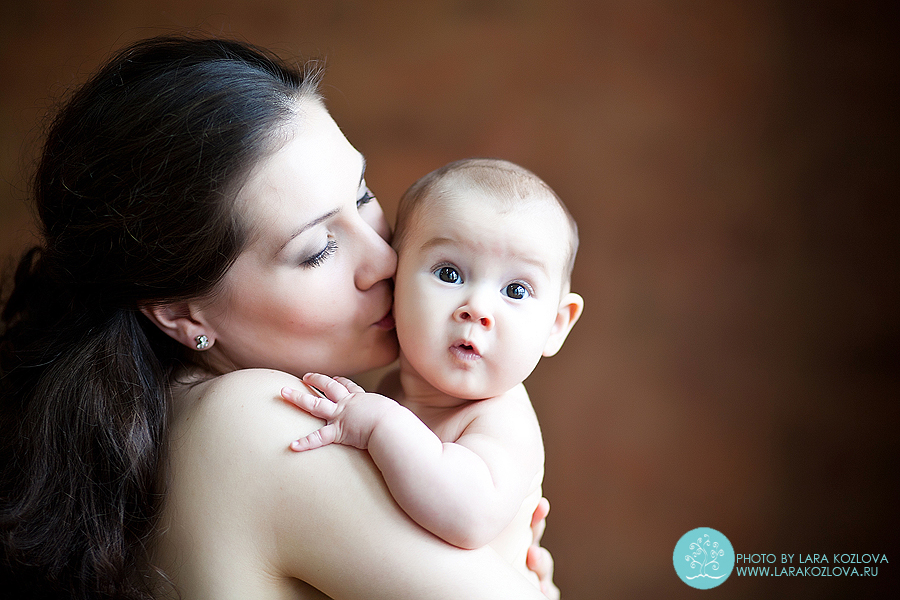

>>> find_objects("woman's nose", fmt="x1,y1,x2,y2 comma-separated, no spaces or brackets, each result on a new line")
354,220,397,291
453,293,494,329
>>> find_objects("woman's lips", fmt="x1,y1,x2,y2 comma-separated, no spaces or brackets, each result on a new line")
374,308,395,330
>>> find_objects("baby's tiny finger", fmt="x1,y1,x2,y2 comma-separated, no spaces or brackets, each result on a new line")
290,424,337,451
282,387,336,419
303,373,351,400
290,434,320,452
333,376,365,393
282,386,302,403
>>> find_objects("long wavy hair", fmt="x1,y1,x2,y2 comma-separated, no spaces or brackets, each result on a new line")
0,36,322,599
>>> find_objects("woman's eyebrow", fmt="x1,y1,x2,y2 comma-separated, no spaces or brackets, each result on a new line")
279,208,340,253
278,154,366,254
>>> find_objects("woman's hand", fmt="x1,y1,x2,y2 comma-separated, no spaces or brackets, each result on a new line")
527,497,560,599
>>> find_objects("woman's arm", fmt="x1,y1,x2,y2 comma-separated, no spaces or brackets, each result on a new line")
183,369,547,600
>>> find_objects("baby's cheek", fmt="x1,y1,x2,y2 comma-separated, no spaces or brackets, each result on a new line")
395,309,428,357
395,291,434,338
501,336,546,382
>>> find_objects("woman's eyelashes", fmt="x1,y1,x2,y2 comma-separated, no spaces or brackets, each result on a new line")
357,186,375,209
300,187,372,269
301,238,337,268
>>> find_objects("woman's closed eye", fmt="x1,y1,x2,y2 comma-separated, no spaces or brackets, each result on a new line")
357,185,375,209
302,238,337,268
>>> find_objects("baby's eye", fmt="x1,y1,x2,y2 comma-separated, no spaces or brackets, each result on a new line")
504,282,530,300
435,266,462,284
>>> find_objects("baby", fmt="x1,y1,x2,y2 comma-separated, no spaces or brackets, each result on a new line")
283,158,583,581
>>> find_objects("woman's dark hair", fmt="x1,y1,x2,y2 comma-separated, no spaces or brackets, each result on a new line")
0,35,322,599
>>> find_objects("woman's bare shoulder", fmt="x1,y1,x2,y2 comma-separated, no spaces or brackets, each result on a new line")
163,370,547,600
198,367,304,399
166,368,367,543
172,368,323,451
161,369,364,595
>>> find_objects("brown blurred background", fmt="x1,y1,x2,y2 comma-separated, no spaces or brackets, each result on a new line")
1,1,896,598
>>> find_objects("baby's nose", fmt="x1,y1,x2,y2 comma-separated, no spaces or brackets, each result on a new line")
453,304,493,329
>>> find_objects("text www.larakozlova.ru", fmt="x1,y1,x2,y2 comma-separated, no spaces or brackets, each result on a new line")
737,565,881,577
735,554,888,577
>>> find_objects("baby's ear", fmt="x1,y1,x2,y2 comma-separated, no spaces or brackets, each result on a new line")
542,292,584,357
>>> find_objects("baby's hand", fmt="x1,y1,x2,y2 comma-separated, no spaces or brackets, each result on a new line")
282,373,396,452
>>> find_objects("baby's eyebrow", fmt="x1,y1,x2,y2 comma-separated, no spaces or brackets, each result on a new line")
421,236,551,273
419,236,455,252
507,253,550,275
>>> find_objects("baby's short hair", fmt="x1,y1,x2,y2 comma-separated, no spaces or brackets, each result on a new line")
394,158,579,283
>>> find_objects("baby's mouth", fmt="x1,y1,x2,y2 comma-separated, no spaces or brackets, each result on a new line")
450,340,482,361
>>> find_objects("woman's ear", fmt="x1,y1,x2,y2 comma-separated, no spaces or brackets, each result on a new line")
542,292,584,357
139,302,213,351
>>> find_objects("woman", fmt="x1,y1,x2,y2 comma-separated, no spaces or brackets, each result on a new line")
0,36,556,599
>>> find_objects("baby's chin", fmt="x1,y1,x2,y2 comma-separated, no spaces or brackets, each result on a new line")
400,351,520,401
426,371,518,402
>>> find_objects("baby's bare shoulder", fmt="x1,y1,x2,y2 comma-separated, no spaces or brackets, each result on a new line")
466,383,540,436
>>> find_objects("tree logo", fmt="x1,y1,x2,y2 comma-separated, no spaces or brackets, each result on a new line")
673,527,735,589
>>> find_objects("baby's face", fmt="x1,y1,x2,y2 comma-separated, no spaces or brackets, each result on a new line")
394,192,571,399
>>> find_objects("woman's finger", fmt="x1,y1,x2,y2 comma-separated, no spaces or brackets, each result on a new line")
531,497,550,544
526,545,559,600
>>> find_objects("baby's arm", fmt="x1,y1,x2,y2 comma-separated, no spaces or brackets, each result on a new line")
283,373,543,549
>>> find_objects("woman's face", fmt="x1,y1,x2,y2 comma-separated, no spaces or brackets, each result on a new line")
199,100,399,377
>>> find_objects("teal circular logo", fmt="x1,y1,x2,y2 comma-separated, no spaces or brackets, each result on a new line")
673,527,735,589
